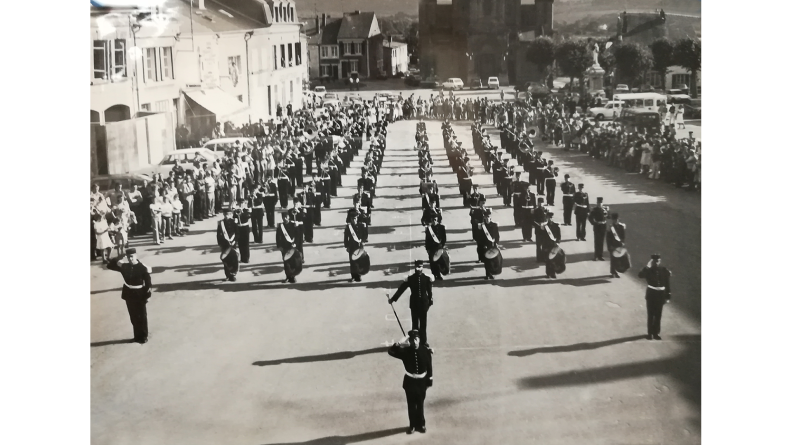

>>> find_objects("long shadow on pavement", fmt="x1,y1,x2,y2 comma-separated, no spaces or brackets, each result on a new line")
261,427,405,445
252,347,387,367
507,335,646,357
90,339,136,347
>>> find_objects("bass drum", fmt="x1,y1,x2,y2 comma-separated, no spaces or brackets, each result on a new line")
283,248,303,277
548,245,567,275
483,247,503,276
611,246,632,273
431,248,450,276
350,248,371,276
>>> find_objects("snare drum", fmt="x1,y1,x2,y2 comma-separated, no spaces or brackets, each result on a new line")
350,247,370,276
431,248,450,276
548,245,566,274
611,246,631,273
282,248,303,277
483,247,503,275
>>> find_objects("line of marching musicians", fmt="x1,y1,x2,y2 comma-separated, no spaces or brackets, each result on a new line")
215,117,389,284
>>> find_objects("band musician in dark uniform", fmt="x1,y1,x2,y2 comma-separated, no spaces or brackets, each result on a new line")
638,254,672,340
388,260,434,346
424,216,447,281
540,212,562,278
588,197,609,261
388,329,433,434
573,183,590,241
217,209,240,281
276,211,300,283
606,212,627,278
475,210,500,280
344,213,367,282
560,174,575,226
107,248,152,344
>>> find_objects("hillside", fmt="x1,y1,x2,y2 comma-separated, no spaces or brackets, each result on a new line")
554,0,701,23
294,0,419,17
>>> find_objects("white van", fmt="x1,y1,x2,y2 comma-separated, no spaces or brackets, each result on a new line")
587,100,624,120
611,92,667,113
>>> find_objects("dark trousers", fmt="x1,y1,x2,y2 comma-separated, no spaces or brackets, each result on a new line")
593,224,606,258
562,197,574,225
91,217,97,260
312,206,322,225
125,299,149,342
575,213,587,240
404,384,427,428
546,180,556,205
194,193,204,221
537,177,545,195
222,249,239,279
264,198,277,227
252,208,265,243
238,229,250,263
411,308,429,345
303,219,314,242
646,297,665,335
545,259,557,278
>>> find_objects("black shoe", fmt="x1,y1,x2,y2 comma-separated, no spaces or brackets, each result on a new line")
598,257,605,261
354,277,362,282
288,277,296,283
229,276,237,282
646,335,653,340
611,272,620,278
406,428,415,435
652,334,662,340
581,238,586,241
418,427,426,434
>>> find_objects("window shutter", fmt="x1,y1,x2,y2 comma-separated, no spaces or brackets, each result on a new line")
339,43,345,56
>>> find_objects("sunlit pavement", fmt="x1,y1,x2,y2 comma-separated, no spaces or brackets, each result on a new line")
91,113,701,444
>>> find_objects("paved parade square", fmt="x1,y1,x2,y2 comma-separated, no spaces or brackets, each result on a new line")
91,117,701,445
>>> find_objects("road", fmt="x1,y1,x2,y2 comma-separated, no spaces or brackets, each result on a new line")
91,107,701,444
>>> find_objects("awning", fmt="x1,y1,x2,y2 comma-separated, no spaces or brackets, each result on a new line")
183,88,248,121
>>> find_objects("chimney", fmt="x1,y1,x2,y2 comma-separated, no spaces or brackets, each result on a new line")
198,0,206,10
315,15,319,30
322,13,327,27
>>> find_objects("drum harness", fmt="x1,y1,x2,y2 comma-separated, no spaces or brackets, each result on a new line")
347,223,360,244
427,225,440,245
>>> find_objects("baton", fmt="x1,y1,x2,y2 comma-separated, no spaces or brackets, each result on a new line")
386,293,406,337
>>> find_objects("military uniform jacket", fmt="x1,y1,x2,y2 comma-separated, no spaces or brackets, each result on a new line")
560,182,576,198
276,222,299,251
573,192,590,215
425,224,446,252
588,206,609,226
476,221,500,247
217,219,238,250
344,223,365,251
107,257,152,301
606,222,626,251
422,193,440,211
388,343,433,389
391,271,434,310
638,266,672,300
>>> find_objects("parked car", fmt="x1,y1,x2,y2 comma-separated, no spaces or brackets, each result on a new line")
313,86,327,99
441,78,464,90
523,82,550,97
615,84,630,94
143,148,220,176
404,71,421,87
91,173,153,192
202,137,255,154
323,92,340,108
587,100,625,120
666,94,692,105
487,77,500,89
468,77,483,89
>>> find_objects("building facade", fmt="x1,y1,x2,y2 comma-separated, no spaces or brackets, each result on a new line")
306,12,384,80
383,40,409,76
419,0,554,86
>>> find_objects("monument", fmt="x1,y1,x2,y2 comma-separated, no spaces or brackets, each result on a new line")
586,42,606,92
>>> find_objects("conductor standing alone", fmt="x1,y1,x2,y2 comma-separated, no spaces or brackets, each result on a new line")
388,260,434,347
388,329,433,434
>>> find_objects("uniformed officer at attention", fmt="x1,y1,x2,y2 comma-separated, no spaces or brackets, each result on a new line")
573,183,590,241
388,260,434,347
388,329,433,435
588,197,609,261
560,174,575,226
107,248,153,344
638,253,672,340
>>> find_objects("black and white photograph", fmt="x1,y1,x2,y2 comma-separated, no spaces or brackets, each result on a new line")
5,0,786,443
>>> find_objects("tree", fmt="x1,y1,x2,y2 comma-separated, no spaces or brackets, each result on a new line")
555,39,594,95
525,36,556,86
649,38,675,84
673,37,701,98
613,42,654,89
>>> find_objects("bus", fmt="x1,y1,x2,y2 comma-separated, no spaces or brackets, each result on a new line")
611,92,667,113
620,109,662,135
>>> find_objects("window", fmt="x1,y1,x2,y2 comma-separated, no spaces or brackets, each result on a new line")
320,64,332,77
280,44,285,68
228,55,241,86
154,100,169,112
344,43,352,55
352,43,362,55
296,42,302,65
288,43,293,66
273,46,278,70
144,47,174,82
672,74,690,88
141,103,151,111
321,46,328,58
93,39,127,80
349,60,359,73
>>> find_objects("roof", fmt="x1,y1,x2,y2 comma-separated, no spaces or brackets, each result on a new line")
382,40,407,48
307,18,342,45
162,0,271,34
337,12,377,39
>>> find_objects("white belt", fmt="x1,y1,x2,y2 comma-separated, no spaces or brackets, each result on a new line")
123,282,144,289
563,194,574,197
575,203,588,207
405,371,427,379
647,285,666,291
